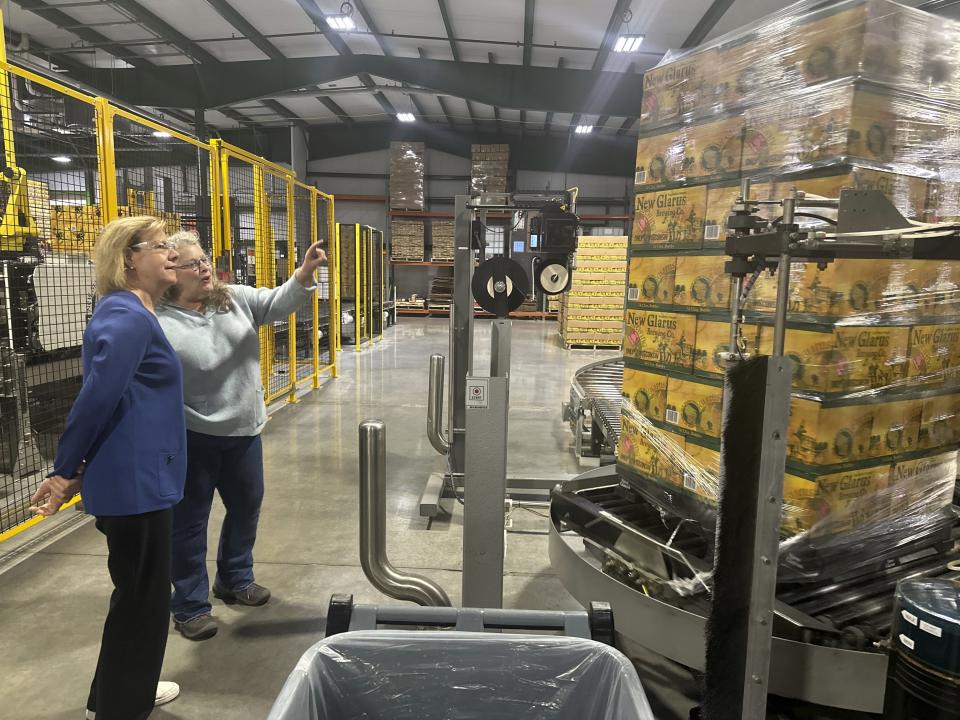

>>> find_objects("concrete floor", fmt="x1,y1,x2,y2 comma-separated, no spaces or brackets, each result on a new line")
0,318,700,720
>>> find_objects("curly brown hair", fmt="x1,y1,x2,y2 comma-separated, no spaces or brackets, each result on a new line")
163,231,234,312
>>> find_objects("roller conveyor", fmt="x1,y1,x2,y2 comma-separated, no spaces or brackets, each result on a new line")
562,358,622,458
552,361,960,712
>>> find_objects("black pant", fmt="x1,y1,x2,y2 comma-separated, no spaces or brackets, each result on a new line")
87,509,172,720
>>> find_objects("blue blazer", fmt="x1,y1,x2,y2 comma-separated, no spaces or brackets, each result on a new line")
52,291,186,516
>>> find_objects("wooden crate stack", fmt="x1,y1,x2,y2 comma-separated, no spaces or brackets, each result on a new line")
390,219,425,261
431,219,455,261
470,144,509,194
559,235,627,348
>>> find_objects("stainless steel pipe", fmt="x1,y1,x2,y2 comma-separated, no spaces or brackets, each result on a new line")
427,354,450,454
359,420,451,606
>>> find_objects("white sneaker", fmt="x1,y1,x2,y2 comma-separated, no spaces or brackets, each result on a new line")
84,681,180,718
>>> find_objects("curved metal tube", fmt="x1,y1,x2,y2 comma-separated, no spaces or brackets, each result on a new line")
427,354,450,454
359,420,452,606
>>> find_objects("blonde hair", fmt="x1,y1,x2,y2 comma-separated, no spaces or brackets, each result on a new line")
93,215,167,296
164,230,234,312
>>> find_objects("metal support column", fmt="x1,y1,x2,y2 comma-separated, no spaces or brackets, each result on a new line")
462,375,509,608
449,195,474,478
490,319,511,378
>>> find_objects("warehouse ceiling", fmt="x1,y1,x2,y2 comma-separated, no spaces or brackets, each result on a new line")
0,0,944,138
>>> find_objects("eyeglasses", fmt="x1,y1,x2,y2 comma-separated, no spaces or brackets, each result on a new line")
174,257,212,272
130,239,178,252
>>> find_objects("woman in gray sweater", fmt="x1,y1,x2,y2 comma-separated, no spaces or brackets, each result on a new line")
158,231,326,640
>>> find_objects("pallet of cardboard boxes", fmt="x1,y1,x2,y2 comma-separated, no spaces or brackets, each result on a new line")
559,235,627,348
621,0,960,581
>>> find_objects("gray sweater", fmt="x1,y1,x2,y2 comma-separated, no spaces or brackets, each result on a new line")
157,276,314,437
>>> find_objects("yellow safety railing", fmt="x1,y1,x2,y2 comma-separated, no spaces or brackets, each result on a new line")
0,8,337,538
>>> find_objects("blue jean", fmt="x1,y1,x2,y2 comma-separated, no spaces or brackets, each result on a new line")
170,431,264,622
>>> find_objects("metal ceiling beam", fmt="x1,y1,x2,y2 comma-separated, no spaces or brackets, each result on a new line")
11,0,153,69
316,95,355,126
544,57,563,134
203,0,285,60
595,115,609,131
108,0,219,64
569,112,581,133
69,55,646,117
435,0,478,131
682,0,737,48
372,91,398,118
293,0,354,56
522,0,535,66
4,29,94,76
616,116,637,136
488,52,503,134
220,106,256,127
420,47,455,128
260,99,308,130
591,0,632,72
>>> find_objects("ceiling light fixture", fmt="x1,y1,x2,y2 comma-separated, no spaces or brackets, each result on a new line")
326,15,355,30
574,125,593,134
152,130,172,138
397,112,415,123
52,155,71,163
613,34,645,53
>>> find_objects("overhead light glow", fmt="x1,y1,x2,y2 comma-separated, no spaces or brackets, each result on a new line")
23,114,31,123
613,34,645,53
396,112,415,123
326,14,355,30
574,125,593,135
152,130,172,138
52,155,71,163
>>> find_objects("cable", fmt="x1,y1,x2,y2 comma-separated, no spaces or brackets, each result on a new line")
771,213,838,226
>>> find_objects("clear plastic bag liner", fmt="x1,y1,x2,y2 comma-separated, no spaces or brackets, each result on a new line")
389,142,425,211
267,631,655,720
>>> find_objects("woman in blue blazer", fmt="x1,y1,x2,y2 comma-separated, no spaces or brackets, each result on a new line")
31,216,187,720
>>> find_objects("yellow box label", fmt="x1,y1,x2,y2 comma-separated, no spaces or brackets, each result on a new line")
623,309,697,371
627,256,676,305
632,186,706,248
919,394,960,450
674,255,730,310
683,440,721,500
622,367,668,422
635,129,686,186
869,400,921,459
907,323,960,387
665,377,724,438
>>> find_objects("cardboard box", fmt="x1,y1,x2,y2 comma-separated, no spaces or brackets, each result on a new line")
810,463,892,533
869,399,922,458
665,377,724,438
694,319,760,376
919,393,960,449
627,255,676,305
783,474,819,535
682,115,746,181
640,49,715,128
787,398,875,465
674,254,729,310
622,367,668,421
632,187,706,249
682,439,721,500
889,450,958,516
623,309,697,371
907,323,960,388
635,128,686,187
764,325,910,394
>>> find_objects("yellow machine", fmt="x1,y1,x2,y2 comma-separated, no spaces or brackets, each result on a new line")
0,164,39,252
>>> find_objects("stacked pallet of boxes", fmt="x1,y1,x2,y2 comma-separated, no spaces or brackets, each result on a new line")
621,0,960,582
430,219,455,261
27,179,51,245
559,235,627,348
50,205,103,254
471,144,509,194
389,219,425,261
389,142,425,211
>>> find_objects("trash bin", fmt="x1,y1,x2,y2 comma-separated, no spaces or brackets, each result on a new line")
267,630,655,719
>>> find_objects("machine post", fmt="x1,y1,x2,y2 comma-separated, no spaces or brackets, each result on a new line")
462,376,509,608
358,420,451,607
450,195,474,479
490,319,512,378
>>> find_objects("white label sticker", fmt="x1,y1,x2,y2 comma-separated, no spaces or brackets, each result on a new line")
628,287,640,302
704,224,721,241
666,409,679,424
899,633,915,650
466,379,488,408
919,620,943,638
635,170,646,185
683,472,696,491
901,610,918,626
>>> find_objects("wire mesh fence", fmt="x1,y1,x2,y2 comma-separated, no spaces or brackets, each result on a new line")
316,192,337,370
0,65,101,534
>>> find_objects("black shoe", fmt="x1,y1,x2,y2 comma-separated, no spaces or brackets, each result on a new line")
213,581,271,606
174,613,218,640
